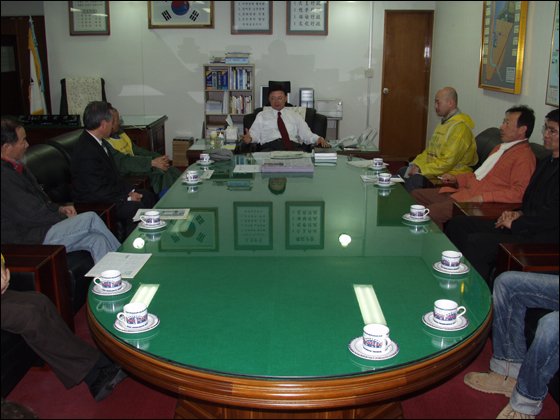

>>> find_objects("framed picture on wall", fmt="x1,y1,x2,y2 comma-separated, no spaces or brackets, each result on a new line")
231,1,273,35
68,1,110,36
148,1,214,29
287,1,328,35
546,1,559,106
478,1,528,94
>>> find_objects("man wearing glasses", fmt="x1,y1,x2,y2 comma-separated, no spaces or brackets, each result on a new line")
445,109,559,286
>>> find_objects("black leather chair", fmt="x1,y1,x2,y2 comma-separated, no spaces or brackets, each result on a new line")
1,271,44,398
236,106,328,154
47,129,152,194
22,144,95,315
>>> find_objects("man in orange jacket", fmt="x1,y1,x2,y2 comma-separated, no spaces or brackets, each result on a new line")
411,105,537,231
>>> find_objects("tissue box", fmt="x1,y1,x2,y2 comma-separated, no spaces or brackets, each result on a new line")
225,127,239,142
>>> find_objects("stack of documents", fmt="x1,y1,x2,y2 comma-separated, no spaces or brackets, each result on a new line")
314,152,337,166
261,157,314,173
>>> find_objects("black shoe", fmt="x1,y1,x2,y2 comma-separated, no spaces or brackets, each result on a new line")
88,363,127,402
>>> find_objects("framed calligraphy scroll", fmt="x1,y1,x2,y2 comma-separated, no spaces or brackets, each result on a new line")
232,1,273,35
287,1,328,36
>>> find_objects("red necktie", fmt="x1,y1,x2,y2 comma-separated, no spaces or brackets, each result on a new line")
277,112,292,150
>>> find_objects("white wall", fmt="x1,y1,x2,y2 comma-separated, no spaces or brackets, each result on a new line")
428,1,558,145
40,1,435,158
6,1,555,156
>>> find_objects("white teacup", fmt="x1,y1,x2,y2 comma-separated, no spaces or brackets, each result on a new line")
185,171,199,183
117,302,149,329
93,269,122,292
433,299,466,326
140,211,160,226
441,250,462,271
200,153,210,163
410,205,430,219
378,173,391,185
362,324,391,354
372,158,384,169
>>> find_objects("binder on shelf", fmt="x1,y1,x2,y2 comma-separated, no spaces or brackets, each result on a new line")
206,71,212,90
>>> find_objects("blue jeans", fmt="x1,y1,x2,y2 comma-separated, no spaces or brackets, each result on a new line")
43,212,121,264
490,271,559,416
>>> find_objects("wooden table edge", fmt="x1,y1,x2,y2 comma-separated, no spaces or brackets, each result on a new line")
87,302,492,411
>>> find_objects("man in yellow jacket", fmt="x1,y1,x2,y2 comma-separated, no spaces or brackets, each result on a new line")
398,87,478,192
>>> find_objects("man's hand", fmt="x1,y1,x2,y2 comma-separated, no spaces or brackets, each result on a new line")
152,156,169,171
408,165,420,176
243,128,253,145
129,191,143,202
441,173,457,184
59,205,77,217
495,210,522,229
315,137,329,148
1,259,10,295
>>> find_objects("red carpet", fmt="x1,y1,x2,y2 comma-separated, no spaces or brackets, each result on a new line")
6,304,559,419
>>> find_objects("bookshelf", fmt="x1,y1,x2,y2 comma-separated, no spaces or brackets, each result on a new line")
204,63,255,139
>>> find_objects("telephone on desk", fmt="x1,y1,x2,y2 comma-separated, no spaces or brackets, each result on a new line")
18,115,81,126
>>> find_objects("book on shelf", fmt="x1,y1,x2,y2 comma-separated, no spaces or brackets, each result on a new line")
261,157,314,173
206,70,228,90
225,52,251,64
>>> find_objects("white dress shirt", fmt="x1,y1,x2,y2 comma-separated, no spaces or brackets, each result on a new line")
249,108,320,145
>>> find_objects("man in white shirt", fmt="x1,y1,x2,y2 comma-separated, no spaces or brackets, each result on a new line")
243,84,329,152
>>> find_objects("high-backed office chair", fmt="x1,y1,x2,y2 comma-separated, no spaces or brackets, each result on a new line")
59,77,107,116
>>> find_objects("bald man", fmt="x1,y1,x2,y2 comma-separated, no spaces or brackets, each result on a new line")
398,87,478,192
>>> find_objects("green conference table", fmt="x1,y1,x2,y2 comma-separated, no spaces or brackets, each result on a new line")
87,156,492,419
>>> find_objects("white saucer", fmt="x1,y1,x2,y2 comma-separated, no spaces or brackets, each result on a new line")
433,261,470,275
92,280,132,296
348,337,399,360
114,313,160,334
373,180,396,187
369,163,388,171
181,179,203,185
402,213,431,222
139,220,167,230
422,311,469,332
197,160,214,165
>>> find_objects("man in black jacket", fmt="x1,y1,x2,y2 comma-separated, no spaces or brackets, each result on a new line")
0,118,120,263
70,101,156,237
445,109,559,286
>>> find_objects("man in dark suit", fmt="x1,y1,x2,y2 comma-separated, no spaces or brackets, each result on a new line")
71,101,156,237
445,109,559,286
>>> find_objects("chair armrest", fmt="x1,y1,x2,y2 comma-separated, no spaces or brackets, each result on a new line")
1,244,74,332
495,243,560,277
73,202,118,239
452,202,521,219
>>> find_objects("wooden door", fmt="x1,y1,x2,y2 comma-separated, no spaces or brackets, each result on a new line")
379,11,433,158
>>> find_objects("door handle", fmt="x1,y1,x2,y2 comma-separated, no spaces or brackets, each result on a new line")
383,88,389,94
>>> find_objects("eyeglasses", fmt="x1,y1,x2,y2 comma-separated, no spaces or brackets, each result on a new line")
542,125,558,136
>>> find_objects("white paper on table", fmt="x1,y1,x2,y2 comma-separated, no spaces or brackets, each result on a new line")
353,284,387,325
85,252,151,278
130,284,159,308
133,209,190,222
